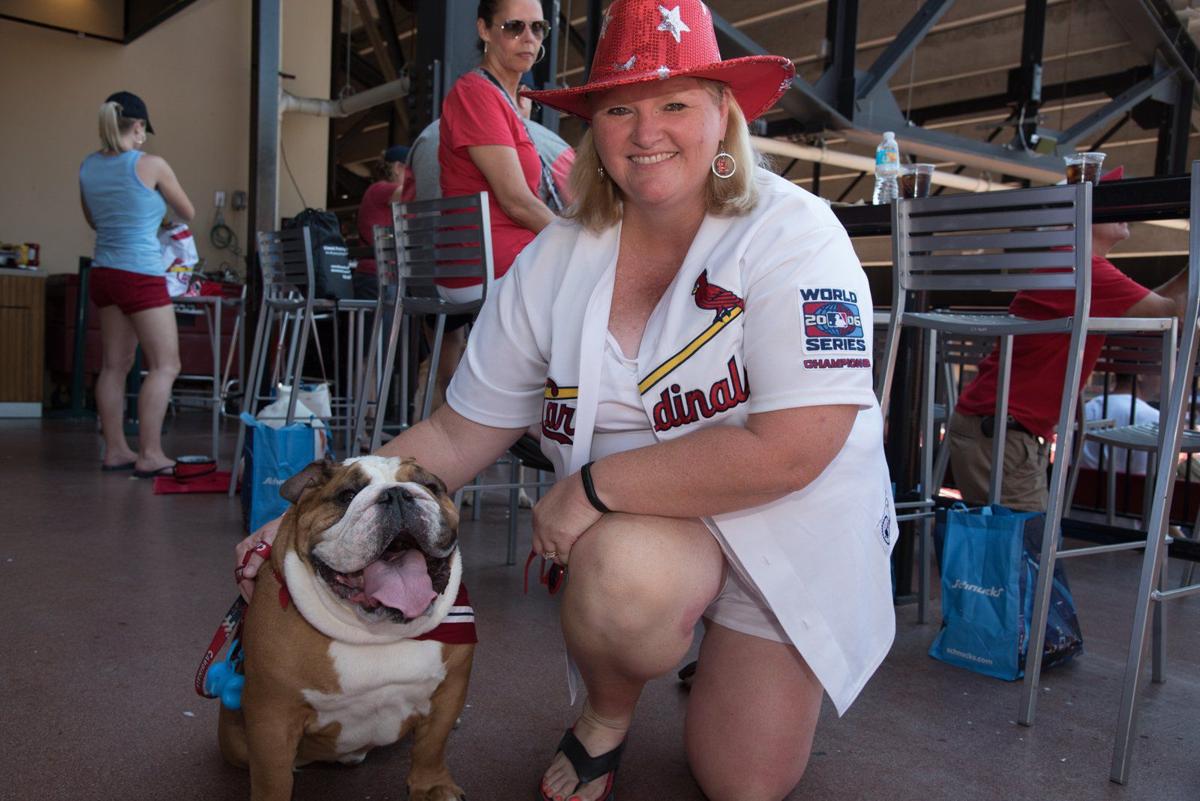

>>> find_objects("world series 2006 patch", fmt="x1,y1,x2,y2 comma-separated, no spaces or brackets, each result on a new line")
799,288,868,367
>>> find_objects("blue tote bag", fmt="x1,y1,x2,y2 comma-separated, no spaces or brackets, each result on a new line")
930,504,1083,680
239,413,325,533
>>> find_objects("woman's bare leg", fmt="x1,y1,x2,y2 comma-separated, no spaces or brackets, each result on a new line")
685,622,823,801
128,304,181,472
96,305,139,467
541,514,724,801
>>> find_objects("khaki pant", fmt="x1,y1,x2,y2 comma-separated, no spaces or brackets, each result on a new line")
947,411,1050,512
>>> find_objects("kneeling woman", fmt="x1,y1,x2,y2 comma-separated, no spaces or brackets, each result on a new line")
237,2,896,800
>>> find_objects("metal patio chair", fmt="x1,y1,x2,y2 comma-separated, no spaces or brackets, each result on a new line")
875,182,1097,727
1110,160,1200,783
228,226,382,496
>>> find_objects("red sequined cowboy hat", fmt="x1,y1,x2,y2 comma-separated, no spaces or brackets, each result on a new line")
522,0,795,122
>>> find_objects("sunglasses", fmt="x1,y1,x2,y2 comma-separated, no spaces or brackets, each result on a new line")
496,19,551,39
523,550,568,596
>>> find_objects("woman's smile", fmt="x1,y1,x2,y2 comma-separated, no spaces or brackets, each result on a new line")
629,152,678,166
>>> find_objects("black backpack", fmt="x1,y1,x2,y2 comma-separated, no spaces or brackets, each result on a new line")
283,209,353,300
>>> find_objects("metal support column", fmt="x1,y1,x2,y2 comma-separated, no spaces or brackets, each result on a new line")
824,0,859,119
414,0,479,130
1156,76,1195,176
1011,0,1046,150
246,0,282,385
584,0,603,82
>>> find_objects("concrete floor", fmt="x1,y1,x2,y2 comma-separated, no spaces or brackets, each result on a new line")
1,413,1197,801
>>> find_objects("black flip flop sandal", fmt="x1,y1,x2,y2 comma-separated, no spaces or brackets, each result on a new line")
132,465,175,479
537,728,625,801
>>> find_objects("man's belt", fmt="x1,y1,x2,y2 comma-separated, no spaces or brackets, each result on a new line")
980,414,1043,442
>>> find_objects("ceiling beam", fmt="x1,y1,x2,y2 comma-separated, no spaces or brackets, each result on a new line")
839,124,1064,182
710,8,850,132
905,66,1153,126
351,0,409,138
558,9,588,57
855,0,957,101
374,0,409,73
1058,67,1176,147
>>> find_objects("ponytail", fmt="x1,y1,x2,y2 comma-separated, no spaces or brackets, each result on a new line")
98,101,135,152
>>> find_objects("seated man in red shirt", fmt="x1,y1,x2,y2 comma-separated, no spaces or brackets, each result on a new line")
948,167,1187,511
354,144,415,299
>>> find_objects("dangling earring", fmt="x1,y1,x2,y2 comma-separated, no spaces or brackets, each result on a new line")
597,164,606,179
483,41,489,55
534,44,546,64
711,142,736,179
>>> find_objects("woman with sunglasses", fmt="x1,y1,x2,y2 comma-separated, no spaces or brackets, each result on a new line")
414,0,559,413
437,0,557,307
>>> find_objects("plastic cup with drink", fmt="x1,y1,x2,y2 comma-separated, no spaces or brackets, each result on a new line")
899,164,935,199
1064,152,1105,185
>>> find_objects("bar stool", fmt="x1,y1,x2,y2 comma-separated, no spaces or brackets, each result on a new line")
1066,331,1178,527
228,226,383,496
1109,160,1200,783
364,192,494,444
876,183,1097,725
351,225,404,453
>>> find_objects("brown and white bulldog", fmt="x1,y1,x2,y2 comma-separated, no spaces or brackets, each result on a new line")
218,456,474,801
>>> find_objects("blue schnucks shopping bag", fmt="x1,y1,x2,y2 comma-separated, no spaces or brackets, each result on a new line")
239,413,325,534
930,504,1084,680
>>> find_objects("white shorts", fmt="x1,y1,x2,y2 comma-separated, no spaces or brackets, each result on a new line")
436,283,483,304
703,561,791,644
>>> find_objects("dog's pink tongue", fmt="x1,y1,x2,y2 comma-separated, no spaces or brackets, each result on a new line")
363,550,436,617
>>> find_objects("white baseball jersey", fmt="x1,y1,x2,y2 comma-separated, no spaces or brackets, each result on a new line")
448,169,898,714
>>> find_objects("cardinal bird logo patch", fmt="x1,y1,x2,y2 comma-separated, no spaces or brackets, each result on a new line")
692,270,745,323
800,287,867,363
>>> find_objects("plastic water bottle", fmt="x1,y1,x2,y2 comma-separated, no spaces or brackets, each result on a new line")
872,131,900,205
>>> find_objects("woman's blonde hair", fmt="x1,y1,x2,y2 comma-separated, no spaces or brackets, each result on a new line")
98,101,139,152
564,82,763,232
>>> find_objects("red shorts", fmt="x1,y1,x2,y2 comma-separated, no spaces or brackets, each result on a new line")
89,267,171,315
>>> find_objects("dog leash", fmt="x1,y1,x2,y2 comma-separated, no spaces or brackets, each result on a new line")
193,541,271,697
194,596,246,698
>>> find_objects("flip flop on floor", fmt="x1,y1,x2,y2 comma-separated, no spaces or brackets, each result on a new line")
132,465,176,479
538,728,624,801
100,461,136,472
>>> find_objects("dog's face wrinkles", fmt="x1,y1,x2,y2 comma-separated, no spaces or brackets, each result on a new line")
283,456,459,623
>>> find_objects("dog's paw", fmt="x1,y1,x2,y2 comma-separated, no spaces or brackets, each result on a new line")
409,783,466,801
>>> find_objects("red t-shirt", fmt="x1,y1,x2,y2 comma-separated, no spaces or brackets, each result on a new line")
439,71,541,287
355,173,415,275
956,255,1151,438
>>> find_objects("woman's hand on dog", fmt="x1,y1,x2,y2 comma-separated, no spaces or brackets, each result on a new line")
235,517,282,601
531,471,602,566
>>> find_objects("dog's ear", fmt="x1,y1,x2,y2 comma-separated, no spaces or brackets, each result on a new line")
280,459,336,504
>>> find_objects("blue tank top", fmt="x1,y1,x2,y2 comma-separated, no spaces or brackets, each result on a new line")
79,150,168,275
